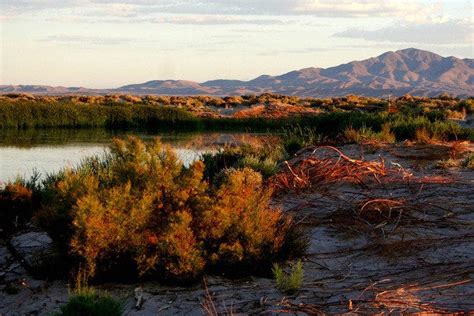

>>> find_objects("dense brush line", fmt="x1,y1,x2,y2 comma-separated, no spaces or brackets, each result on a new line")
0,101,197,129
0,98,472,141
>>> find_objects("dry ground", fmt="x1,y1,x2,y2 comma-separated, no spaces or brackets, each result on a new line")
1,142,473,315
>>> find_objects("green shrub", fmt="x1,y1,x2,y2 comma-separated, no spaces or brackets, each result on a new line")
467,129,474,142
238,155,278,178
56,287,123,316
457,99,474,114
201,147,243,182
202,142,286,181
389,116,462,141
272,260,304,294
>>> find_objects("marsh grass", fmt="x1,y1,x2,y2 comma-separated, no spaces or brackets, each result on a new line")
0,100,198,129
282,125,322,155
1,97,470,143
415,128,438,143
436,159,459,169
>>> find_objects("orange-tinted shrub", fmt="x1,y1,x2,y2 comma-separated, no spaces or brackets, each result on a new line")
199,168,287,267
38,137,296,281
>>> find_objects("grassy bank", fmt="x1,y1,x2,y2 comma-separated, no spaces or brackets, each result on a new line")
1,101,472,142
0,101,199,129
1,94,472,145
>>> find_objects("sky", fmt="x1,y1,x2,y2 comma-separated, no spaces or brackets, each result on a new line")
1,0,473,88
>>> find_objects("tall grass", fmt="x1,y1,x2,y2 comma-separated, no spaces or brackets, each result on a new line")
275,113,470,145
1,99,471,142
282,125,322,155
198,111,387,133
344,123,395,144
0,100,198,129
389,116,464,141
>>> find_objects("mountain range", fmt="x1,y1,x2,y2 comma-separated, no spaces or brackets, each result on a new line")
2,48,473,97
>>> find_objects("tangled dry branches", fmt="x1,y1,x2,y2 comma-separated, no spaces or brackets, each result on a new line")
272,146,414,194
352,278,473,313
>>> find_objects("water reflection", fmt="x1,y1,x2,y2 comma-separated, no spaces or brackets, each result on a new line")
0,129,279,182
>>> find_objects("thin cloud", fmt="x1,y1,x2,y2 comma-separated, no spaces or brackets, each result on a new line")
37,34,243,49
292,0,438,19
4,0,438,20
334,19,473,44
1,0,79,14
257,46,356,56
103,15,286,25
91,0,436,18
39,35,136,46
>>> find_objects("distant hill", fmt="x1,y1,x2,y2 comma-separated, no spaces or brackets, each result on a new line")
1,48,472,97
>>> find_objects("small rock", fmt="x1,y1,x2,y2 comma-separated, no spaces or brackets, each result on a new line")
0,245,27,283
10,232,59,276
134,286,144,310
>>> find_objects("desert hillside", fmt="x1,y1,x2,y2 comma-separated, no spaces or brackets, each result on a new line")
2,48,472,98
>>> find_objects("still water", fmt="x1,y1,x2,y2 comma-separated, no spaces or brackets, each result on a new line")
0,129,276,183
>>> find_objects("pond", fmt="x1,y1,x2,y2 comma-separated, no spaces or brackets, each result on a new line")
0,128,279,183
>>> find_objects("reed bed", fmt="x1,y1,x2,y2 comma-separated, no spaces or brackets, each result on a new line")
0,101,199,129
1,97,471,142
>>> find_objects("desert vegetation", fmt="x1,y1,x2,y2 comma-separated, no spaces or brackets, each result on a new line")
1,93,473,314
1,93,472,142
55,286,124,316
0,98,197,129
272,260,304,294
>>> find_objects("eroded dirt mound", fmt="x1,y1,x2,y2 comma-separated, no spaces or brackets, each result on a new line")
233,103,319,119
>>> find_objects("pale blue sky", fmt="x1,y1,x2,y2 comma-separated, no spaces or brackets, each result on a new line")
1,0,472,88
